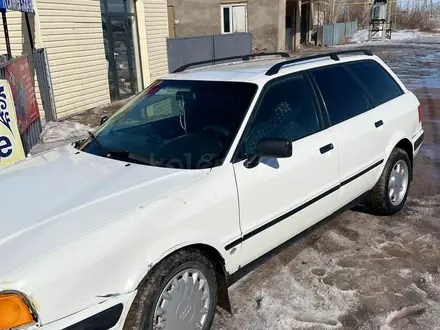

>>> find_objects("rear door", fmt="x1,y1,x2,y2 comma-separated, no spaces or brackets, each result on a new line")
310,64,384,207
343,59,418,154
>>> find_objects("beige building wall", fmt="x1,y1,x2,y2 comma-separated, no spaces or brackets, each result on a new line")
144,0,169,82
0,11,26,55
36,0,110,119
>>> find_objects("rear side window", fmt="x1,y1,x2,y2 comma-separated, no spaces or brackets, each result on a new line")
311,65,371,126
344,60,404,106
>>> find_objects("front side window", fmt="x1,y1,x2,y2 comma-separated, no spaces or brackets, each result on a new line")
311,65,371,126
239,73,320,158
344,60,404,107
79,80,257,169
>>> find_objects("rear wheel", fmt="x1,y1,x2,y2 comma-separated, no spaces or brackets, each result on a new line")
365,147,411,215
124,249,218,330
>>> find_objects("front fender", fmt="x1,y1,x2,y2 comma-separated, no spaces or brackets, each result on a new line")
4,165,240,325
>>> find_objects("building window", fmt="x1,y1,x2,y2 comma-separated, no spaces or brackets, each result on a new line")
221,4,247,34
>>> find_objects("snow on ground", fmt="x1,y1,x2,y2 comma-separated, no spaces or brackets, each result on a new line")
350,29,439,44
29,120,93,155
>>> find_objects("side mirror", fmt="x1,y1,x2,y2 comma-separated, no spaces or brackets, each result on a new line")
244,138,292,169
100,116,109,126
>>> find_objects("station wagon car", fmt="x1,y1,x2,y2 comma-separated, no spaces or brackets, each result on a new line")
0,50,424,330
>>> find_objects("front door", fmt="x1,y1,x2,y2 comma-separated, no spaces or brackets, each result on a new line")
101,0,141,100
231,73,340,266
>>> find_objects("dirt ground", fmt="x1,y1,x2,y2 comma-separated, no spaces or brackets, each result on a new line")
211,39,440,329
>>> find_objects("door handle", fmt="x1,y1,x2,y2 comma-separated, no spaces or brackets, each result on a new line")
375,120,384,128
320,143,334,154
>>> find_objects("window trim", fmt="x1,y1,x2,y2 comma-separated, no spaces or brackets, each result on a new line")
220,3,248,34
231,72,326,163
306,70,331,129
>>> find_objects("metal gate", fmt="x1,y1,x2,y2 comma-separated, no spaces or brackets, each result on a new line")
0,48,56,154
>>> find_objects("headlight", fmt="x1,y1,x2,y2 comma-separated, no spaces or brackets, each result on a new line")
0,293,34,330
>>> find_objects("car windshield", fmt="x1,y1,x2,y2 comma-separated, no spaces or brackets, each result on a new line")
78,79,258,169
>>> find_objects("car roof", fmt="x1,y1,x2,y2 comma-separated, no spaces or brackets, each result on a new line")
162,53,381,85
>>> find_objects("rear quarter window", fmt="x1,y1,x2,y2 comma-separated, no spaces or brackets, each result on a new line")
343,60,404,107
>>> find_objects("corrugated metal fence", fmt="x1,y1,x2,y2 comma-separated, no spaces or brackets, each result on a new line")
322,20,358,46
167,33,253,73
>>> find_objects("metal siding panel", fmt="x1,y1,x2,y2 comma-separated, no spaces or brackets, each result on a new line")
335,23,343,45
167,35,214,73
0,11,25,56
166,33,252,73
37,0,110,118
145,0,169,80
322,20,358,46
322,24,333,46
213,33,252,59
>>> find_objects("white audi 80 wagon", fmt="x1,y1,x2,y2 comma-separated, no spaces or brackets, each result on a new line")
0,50,424,330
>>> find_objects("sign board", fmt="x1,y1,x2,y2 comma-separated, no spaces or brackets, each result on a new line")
0,80,25,167
0,0,33,13
6,56,40,134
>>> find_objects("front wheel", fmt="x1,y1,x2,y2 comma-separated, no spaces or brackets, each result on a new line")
365,147,412,215
124,249,218,330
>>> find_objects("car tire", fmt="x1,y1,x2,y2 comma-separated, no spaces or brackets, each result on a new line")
123,248,218,330
365,147,412,215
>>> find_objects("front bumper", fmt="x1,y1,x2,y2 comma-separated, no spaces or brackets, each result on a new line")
34,291,137,330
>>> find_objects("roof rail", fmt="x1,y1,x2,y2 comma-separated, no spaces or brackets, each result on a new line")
265,49,373,76
172,52,290,73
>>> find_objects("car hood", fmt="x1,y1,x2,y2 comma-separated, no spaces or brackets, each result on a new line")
0,145,209,283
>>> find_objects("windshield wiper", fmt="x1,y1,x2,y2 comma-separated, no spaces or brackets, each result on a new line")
86,131,155,166
87,131,109,156
106,150,156,166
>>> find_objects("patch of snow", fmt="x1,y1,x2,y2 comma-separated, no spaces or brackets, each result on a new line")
380,305,426,329
39,120,92,143
350,29,439,44
351,29,369,43
29,120,93,155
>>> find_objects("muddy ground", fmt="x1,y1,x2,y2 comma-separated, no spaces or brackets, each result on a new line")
211,39,440,329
